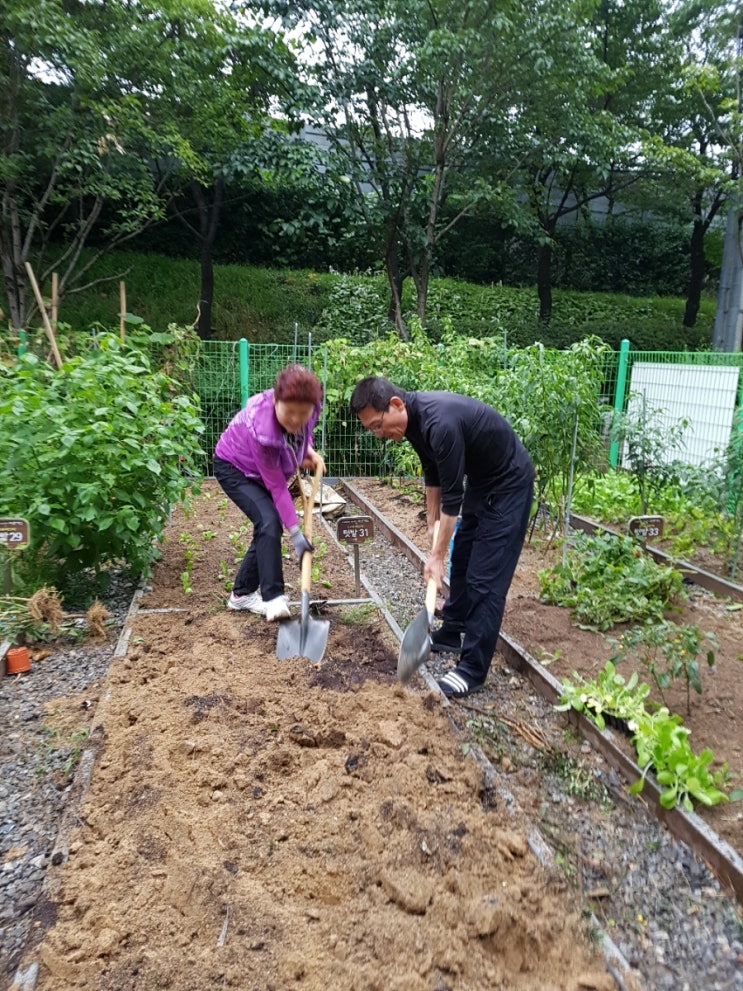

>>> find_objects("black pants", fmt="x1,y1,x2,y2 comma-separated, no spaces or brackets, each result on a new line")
213,457,285,600
442,477,534,684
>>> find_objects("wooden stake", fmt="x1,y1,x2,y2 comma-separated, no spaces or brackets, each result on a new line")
24,262,63,370
51,271,59,329
119,280,126,341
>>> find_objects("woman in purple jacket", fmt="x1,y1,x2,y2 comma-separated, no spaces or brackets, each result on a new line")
213,365,325,622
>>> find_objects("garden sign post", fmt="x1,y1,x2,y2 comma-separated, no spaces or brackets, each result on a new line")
336,516,374,597
0,518,31,595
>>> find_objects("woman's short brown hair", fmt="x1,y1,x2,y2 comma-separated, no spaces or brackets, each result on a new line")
274,364,323,406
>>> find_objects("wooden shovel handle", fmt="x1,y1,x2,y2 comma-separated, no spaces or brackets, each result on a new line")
300,462,324,593
424,520,440,617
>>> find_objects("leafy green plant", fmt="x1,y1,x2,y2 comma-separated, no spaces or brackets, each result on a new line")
724,407,743,581
609,398,689,514
556,662,731,812
492,337,612,526
571,468,735,568
538,531,686,630
556,661,650,729
179,533,198,595
310,540,330,588
0,333,204,594
608,620,718,714
217,560,232,589
630,708,729,812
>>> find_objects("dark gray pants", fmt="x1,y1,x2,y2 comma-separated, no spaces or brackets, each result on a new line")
442,479,534,684
213,457,285,600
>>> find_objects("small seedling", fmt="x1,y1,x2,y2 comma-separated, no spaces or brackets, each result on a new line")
607,620,718,714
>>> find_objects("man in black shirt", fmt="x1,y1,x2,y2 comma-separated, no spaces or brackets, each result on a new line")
350,376,534,699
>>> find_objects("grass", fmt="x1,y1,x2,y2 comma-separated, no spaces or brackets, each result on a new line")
52,248,716,350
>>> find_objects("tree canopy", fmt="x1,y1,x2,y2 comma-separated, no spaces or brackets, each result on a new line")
1,0,741,338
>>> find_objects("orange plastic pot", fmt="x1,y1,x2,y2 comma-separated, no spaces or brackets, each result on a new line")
6,646,31,675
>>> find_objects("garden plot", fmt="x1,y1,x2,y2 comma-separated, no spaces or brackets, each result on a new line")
23,484,614,991
350,477,743,861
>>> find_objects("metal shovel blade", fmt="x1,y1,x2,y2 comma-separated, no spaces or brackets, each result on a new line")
276,591,329,663
397,522,440,684
397,604,433,683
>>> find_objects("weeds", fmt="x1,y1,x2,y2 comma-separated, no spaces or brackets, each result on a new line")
339,603,377,625
38,726,90,776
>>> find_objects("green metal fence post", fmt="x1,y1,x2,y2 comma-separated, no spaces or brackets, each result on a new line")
17,330,28,358
609,338,631,469
239,338,249,408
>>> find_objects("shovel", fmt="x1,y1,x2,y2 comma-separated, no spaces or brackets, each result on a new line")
276,463,330,663
397,521,440,683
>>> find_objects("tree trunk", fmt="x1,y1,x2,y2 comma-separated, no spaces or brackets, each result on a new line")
189,176,224,341
683,215,705,328
537,241,553,324
414,265,429,323
383,223,407,339
683,186,723,329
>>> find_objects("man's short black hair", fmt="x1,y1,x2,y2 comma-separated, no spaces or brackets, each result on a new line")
349,376,406,414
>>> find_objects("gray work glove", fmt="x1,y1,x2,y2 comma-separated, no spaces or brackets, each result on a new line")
289,525,314,564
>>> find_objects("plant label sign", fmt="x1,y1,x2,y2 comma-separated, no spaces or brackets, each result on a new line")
628,515,664,541
336,516,374,545
336,516,373,598
0,518,30,551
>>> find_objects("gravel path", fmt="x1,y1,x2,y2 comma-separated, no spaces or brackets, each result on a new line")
2,530,743,991
1,572,137,985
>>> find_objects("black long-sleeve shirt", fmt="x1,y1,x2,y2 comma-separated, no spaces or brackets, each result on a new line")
403,391,534,517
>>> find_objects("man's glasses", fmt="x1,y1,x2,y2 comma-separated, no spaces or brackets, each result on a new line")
365,410,385,435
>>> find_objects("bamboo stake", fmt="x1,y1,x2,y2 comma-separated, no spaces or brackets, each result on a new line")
51,271,59,329
119,280,126,341
24,262,63,370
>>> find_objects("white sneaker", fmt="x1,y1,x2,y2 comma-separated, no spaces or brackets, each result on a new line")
227,591,266,615
264,594,291,622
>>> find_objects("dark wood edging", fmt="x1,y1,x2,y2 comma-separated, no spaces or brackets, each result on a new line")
338,478,743,904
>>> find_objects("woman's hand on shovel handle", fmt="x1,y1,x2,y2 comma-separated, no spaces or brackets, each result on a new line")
301,448,326,474
289,526,314,564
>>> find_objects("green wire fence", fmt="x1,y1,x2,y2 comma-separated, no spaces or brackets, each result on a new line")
190,338,743,481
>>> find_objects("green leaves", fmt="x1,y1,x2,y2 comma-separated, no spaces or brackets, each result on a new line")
539,531,686,630
556,661,650,729
0,332,204,592
557,662,730,812
608,620,718,714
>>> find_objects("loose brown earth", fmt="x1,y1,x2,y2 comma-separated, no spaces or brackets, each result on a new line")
21,476,743,991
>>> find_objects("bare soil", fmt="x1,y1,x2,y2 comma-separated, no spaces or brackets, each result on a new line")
20,475,743,991
22,480,623,991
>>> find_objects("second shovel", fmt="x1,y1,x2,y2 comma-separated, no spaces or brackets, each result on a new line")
397,521,440,683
